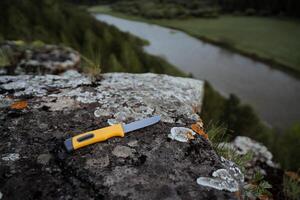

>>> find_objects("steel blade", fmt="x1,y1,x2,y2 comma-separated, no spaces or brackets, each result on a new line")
123,115,160,133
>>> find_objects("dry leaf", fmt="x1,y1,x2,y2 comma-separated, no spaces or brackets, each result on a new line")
10,100,28,110
285,171,300,182
191,123,208,139
259,195,270,200
234,190,242,200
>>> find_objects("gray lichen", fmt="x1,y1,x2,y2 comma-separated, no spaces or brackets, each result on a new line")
0,70,91,97
0,72,204,125
85,156,110,169
36,154,52,165
94,73,204,124
112,145,135,158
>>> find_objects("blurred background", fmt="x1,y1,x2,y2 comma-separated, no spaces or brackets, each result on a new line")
0,0,299,197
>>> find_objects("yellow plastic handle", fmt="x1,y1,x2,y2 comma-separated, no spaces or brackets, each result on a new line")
64,124,124,152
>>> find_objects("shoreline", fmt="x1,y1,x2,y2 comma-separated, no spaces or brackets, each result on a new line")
90,7,300,79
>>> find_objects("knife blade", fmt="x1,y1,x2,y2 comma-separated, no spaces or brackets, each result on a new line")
64,115,161,152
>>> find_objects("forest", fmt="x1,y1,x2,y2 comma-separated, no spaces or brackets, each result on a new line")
70,0,300,18
0,0,182,75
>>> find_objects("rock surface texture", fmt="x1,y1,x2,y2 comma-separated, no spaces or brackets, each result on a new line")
0,41,80,75
0,71,238,199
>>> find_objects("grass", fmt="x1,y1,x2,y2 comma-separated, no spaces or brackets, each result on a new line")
206,124,273,199
0,48,12,67
283,172,300,200
89,5,300,76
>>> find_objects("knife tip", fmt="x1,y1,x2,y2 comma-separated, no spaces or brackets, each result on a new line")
153,115,161,122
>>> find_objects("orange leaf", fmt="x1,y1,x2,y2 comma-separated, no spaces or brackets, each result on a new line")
285,171,300,182
10,100,28,110
191,123,208,139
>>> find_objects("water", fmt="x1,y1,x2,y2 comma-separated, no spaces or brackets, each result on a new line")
95,14,300,130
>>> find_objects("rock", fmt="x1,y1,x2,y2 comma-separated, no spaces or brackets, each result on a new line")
18,45,80,74
93,73,204,124
0,70,238,199
0,72,203,124
219,136,278,179
219,136,284,199
0,41,80,75
0,191,2,200
112,145,135,158
127,140,138,147
37,154,52,165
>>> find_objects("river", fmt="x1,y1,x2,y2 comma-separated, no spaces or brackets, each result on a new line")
95,14,300,130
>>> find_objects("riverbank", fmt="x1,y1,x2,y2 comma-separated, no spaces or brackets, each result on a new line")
89,6,300,77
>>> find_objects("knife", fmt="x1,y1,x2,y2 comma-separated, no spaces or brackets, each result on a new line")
64,115,160,152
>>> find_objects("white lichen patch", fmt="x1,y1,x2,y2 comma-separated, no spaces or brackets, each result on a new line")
197,157,244,192
220,157,244,183
2,153,20,162
197,169,239,192
106,119,126,126
94,107,111,117
168,127,196,142
107,118,120,125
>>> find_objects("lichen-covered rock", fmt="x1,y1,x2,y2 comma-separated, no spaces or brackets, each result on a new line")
219,136,284,199
0,71,203,124
0,41,80,75
0,71,238,199
219,136,278,178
